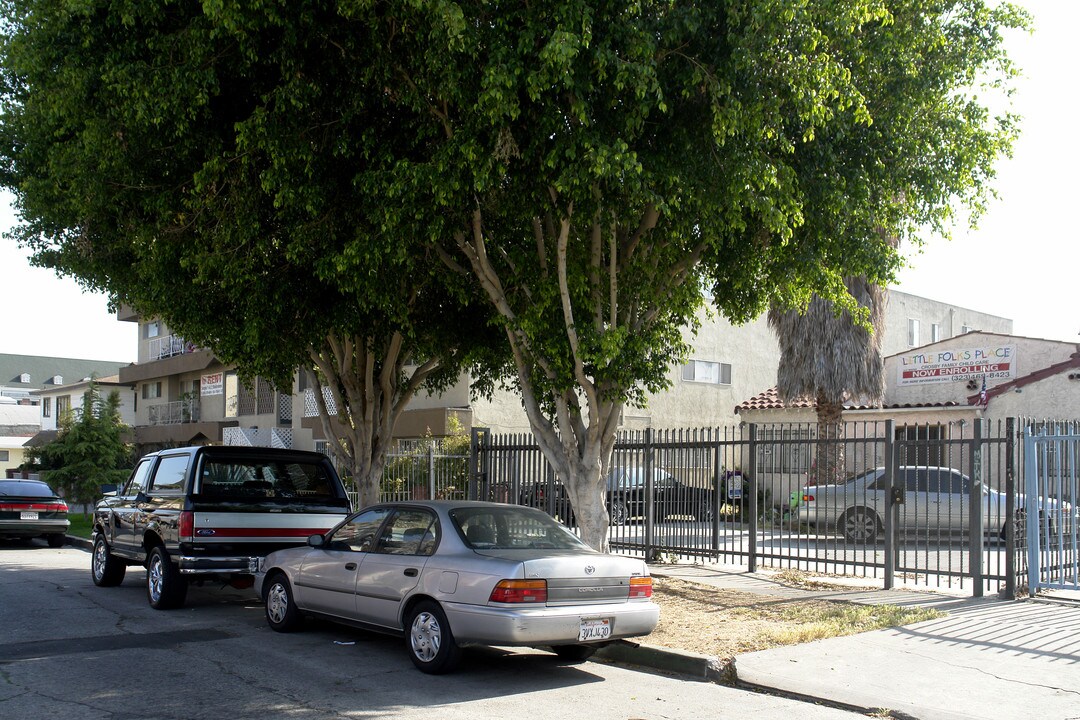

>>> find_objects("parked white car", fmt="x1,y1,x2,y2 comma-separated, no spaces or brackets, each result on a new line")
255,500,659,673
798,466,1073,543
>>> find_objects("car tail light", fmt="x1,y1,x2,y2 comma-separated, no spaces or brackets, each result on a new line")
179,511,194,542
801,493,815,503
489,579,547,604
50,501,68,512
628,576,653,599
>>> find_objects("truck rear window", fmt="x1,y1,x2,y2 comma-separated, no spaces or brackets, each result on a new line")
197,459,339,500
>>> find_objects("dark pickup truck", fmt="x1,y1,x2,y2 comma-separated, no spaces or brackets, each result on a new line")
91,445,351,609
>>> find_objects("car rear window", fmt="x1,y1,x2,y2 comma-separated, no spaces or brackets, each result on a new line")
451,506,589,550
0,480,55,498
196,458,340,500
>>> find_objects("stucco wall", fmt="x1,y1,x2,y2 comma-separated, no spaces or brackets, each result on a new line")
886,332,1077,406
882,291,1014,358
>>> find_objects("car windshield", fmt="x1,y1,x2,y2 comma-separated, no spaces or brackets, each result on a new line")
450,506,589,551
0,481,55,498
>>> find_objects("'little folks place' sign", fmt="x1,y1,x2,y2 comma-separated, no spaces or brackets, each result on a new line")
897,345,1016,386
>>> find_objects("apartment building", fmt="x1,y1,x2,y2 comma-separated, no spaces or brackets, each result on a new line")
113,289,1015,456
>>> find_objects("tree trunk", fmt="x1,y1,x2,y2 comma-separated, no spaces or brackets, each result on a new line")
815,394,846,485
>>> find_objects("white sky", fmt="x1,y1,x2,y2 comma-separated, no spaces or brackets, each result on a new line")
0,0,1075,365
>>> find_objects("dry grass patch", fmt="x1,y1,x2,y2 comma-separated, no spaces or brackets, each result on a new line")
648,577,942,658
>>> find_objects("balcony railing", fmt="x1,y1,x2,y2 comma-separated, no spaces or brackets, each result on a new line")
148,399,201,426
149,334,199,360
223,427,293,449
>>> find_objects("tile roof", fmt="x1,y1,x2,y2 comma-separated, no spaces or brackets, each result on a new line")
736,387,962,413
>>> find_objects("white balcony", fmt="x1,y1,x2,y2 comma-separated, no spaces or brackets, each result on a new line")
149,334,199,361
147,399,200,426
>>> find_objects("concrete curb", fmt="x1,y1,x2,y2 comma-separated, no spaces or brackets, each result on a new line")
64,534,92,551
596,641,737,685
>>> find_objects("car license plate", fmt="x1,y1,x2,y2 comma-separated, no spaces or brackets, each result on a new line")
21,511,39,520
578,618,611,642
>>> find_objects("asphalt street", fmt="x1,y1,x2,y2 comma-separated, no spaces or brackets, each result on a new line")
0,540,861,720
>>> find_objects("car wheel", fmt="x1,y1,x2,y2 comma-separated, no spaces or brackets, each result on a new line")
46,533,66,548
265,572,303,632
146,545,188,610
406,600,461,674
550,645,597,662
839,507,881,544
91,535,127,587
608,502,628,526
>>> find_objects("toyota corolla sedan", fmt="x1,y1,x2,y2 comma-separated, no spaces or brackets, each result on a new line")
254,501,659,674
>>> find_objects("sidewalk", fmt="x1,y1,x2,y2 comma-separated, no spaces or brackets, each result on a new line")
621,563,1080,720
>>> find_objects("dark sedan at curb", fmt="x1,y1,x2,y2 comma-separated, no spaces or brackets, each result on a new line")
254,500,660,674
0,479,69,547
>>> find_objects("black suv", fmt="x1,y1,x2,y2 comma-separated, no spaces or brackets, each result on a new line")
91,446,351,609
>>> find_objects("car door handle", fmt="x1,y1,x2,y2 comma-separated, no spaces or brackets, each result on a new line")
345,563,357,571
404,568,418,577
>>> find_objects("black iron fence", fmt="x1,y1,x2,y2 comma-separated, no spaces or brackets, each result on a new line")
363,418,1077,597
465,418,1059,598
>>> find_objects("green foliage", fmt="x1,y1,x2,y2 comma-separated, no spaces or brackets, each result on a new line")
25,382,133,508
0,0,1027,546
379,417,471,501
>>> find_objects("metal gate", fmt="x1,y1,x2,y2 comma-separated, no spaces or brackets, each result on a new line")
1024,427,1080,593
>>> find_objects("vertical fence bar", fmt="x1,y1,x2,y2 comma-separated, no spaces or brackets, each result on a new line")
884,419,896,590
969,419,984,597
1005,417,1017,599
748,423,758,573
644,427,655,560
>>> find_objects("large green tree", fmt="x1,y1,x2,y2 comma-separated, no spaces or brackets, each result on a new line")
0,0,502,506
27,381,132,512
1,1,1026,550
373,1,1025,549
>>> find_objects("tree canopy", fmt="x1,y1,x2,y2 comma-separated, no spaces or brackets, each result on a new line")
0,0,505,504
1,0,1026,549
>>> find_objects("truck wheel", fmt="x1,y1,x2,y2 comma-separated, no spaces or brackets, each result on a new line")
146,545,188,610
91,535,127,587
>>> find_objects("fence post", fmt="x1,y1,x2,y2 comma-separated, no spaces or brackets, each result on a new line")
428,444,437,500
884,419,896,590
469,427,489,502
644,427,655,560
969,419,985,597
747,424,758,573
1005,417,1016,599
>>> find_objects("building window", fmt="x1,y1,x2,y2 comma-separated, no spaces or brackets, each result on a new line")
51,375,63,385
931,324,941,343
57,395,71,416
42,398,51,418
142,382,162,400
907,319,920,347
144,320,161,339
961,324,973,334
681,360,732,385
0,450,9,462
18,372,30,384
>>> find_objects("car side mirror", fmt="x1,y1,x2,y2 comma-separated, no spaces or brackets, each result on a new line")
307,534,326,548
135,490,149,503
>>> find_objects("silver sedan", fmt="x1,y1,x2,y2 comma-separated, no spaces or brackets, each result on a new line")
254,500,659,674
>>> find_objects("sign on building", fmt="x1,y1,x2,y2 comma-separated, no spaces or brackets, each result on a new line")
897,345,1016,386
201,372,224,396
